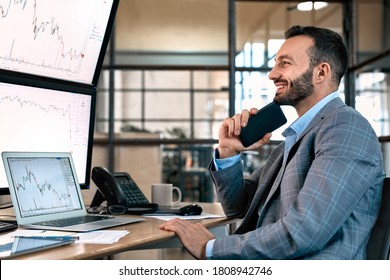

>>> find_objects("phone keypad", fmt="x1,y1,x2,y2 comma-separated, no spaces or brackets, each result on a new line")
119,179,149,205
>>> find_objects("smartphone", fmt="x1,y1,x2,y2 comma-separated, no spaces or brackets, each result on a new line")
239,102,287,147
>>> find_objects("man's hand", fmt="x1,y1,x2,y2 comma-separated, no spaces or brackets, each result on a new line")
218,108,272,159
159,218,215,260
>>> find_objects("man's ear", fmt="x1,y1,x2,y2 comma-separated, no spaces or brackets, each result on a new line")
314,62,331,83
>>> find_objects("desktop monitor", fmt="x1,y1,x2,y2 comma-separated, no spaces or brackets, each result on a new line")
0,0,119,87
0,0,120,195
0,80,95,194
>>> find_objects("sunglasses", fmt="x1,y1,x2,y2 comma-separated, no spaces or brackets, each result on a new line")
88,203,158,215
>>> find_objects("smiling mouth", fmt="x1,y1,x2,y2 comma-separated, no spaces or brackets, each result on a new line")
275,84,288,92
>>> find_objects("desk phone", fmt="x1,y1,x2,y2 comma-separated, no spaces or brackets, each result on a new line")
90,166,158,214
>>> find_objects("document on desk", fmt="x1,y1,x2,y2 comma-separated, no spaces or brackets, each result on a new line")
144,213,224,221
75,230,129,244
3,229,129,244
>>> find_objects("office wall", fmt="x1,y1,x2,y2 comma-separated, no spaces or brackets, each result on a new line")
114,0,384,53
115,0,228,51
357,0,383,52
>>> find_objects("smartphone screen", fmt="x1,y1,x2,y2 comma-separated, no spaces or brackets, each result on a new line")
239,102,287,147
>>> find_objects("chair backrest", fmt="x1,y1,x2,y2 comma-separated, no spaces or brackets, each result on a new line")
366,177,390,260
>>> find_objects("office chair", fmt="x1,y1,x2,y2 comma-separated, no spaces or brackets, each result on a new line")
366,177,390,260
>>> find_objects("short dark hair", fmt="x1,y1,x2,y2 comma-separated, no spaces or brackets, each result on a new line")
285,25,348,86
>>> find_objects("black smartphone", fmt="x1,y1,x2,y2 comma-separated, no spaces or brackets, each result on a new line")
239,102,287,147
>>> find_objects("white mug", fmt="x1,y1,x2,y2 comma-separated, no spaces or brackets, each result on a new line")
151,183,182,206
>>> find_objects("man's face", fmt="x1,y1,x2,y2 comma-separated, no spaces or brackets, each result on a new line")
269,35,315,106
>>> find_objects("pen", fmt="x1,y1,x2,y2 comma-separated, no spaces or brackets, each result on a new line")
46,236,80,240
20,236,80,241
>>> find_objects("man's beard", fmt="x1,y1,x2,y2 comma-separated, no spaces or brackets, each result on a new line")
273,67,315,106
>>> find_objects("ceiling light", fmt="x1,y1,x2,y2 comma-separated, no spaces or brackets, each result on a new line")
313,2,329,10
297,1,313,11
297,1,329,11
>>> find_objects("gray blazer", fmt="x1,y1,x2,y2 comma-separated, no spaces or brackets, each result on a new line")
209,97,385,259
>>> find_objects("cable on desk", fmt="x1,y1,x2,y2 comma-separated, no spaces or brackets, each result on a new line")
0,215,17,224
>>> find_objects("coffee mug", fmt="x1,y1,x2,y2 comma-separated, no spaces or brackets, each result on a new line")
151,183,182,206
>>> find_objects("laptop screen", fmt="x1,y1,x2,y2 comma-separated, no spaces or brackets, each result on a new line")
6,156,84,218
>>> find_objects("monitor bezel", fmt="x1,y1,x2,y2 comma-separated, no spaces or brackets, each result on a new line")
91,0,120,87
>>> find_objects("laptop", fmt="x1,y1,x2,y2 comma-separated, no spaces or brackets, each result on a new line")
2,151,144,232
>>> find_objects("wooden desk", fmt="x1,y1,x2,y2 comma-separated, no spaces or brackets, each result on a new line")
2,203,236,260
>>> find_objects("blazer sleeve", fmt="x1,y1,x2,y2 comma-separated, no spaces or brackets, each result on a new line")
208,159,252,218
209,143,284,218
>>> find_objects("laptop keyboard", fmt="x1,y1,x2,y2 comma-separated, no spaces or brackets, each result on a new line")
35,215,114,228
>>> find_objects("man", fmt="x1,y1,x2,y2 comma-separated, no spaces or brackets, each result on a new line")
160,25,385,259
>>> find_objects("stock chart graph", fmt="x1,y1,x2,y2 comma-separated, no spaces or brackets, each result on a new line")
0,0,113,84
0,82,92,191
8,157,81,216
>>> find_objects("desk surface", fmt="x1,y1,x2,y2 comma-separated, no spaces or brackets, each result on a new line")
1,203,234,260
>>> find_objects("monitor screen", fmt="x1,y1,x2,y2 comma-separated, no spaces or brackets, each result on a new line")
0,0,118,86
0,81,95,194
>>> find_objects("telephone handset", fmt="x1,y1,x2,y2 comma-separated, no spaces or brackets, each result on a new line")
90,166,158,214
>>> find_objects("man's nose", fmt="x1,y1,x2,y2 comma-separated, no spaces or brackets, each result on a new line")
268,66,278,80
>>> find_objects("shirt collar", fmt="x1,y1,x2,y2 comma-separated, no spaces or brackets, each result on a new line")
283,91,339,138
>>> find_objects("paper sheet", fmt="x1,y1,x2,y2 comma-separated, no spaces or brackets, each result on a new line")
75,230,129,244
